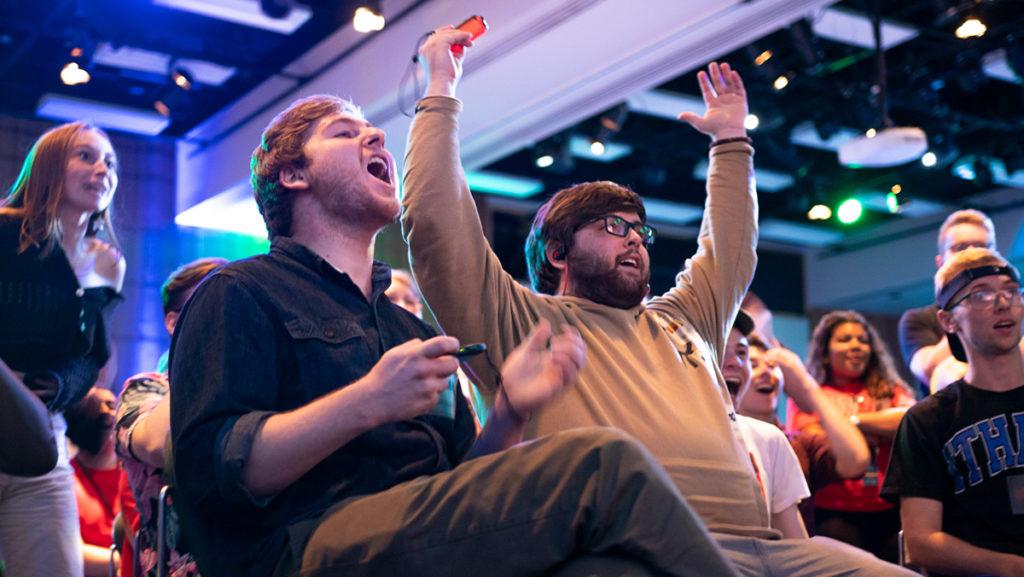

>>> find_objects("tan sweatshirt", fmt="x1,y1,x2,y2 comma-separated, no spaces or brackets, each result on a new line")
402,96,775,539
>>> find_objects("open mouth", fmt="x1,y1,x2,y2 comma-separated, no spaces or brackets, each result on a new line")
617,255,641,269
755,385,775,395
724,378,741,395
367,156,391,184
994,319,1016,330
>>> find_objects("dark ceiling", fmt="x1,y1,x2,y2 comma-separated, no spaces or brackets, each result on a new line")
0,0,358,136
483,0,1024,235
0,0,1020,279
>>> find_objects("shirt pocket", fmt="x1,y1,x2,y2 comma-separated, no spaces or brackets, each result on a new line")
284,318,372,398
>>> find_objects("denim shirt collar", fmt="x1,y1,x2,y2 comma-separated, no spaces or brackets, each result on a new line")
270,236,394,303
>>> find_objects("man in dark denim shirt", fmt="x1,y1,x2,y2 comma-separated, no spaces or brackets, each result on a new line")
169,42,738,576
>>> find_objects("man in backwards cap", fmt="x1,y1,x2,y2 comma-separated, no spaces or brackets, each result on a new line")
882,247,1024,577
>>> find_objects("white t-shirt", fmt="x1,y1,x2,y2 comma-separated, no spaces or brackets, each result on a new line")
737,414,810,516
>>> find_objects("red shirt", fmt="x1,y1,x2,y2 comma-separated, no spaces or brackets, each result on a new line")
72,457,124,547
788,380,914,513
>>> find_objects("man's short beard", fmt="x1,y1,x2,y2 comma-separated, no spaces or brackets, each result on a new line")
315,178,400,230
566,248,648,309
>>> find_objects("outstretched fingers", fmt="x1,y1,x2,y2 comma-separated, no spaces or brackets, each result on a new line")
709,62,729,96
720,62,745,96
695,70,716,104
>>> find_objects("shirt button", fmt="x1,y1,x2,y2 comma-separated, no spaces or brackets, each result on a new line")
76,288,85,297
324,329,336,339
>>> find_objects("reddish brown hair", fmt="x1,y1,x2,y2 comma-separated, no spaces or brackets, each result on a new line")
1,121,119,256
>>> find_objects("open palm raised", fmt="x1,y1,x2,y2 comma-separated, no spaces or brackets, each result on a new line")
678,61,749,141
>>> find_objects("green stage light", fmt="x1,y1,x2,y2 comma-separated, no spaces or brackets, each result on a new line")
837,198,863,224
886,192,900,214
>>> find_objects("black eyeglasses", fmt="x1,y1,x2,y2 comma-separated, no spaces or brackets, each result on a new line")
948,286,1024,310
577,215,657,247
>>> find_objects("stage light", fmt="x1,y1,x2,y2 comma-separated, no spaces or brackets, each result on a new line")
590,140,606,156
953,157,977,181
60,62,90,86
535,154,554,168
744,114,760,130
599,104,629,133
955,18,986,39
807,204,832,221
890,184,902,194
171,67,193,90
773,74,789,91
886,192,900,214
865,128,877,138
921,151,937,167
837,198,863,224
353,4,384,33
754,50,773,66
153,99,171,117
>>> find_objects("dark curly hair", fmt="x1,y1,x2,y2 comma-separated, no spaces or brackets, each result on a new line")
806,310,911,401
525,181,646,294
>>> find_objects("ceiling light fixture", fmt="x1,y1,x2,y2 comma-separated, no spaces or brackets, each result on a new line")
744,114,760,130
754,50,773,66
154,99,171,117
353,3,385,33
955,17,986,39
836,198,863,224
837,8,927,168
772,74,790,91
60,61,90,86
807,204,832,221
886,192,901,213
171,66,194,90
921,151,937,167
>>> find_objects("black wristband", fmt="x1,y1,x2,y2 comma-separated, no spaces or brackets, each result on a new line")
710,136,753,148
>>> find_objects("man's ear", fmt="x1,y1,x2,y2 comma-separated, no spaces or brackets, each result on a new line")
546,244,567,271
279,165,310,191
164,311,179,337
936,308,958,334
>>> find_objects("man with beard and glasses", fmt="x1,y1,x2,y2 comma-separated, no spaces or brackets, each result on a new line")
403,26,916,577
883,247,1024,577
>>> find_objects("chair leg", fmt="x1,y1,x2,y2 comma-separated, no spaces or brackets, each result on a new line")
157,486,171,577
898,529,905,567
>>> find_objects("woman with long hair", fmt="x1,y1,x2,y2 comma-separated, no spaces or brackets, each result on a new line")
789,310,915,563
0,121,126,576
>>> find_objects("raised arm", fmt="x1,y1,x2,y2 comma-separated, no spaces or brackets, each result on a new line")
402,27,541,394
646,63,757,359
769,347,870,479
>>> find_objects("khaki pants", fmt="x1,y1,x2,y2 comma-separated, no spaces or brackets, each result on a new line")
299,427,737,577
